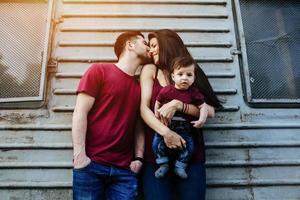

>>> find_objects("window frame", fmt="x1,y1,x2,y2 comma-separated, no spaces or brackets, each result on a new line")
233,0,300,107
0,0,54,107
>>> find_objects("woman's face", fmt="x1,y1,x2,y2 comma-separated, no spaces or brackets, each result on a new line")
149,37,159,65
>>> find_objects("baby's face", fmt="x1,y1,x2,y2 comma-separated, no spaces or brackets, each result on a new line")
172,64,195,90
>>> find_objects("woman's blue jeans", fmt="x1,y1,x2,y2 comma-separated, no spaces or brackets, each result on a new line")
141,161,206,200
73,161,137,200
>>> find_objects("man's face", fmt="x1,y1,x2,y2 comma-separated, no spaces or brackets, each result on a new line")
132,36,151,64
171,64,195,90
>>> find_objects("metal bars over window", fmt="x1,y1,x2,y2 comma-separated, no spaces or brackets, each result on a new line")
234,0,300,106
0,0,52,103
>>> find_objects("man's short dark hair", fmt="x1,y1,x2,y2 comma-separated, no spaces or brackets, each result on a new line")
114,31,144,59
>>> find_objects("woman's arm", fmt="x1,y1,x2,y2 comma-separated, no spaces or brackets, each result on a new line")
157,99,215,124
157,100,199,125
140,64,186,149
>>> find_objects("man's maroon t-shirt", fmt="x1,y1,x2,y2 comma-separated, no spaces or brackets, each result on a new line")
77,63,141,169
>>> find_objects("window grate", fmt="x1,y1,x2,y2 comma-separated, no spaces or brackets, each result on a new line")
238,0,300,104
0,1,49,102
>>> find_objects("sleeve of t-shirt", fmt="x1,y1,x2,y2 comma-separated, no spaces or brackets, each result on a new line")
76,64,104,98
156,89,165,103
191,87,205,106
156,85,170,103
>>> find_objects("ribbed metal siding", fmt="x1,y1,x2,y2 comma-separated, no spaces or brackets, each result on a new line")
1,0,300,199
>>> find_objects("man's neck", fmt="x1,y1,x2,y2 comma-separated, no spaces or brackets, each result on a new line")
115,56,140,76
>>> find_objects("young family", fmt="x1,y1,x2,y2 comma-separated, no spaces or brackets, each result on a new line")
72,30,222,200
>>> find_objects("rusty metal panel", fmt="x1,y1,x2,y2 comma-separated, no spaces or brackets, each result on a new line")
0,169,71,185
207,186,300,200
62,3,228,17
0,130,72,148
0,189,72,200
51,0,240,115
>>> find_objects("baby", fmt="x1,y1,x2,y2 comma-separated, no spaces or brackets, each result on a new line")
153,56,209,179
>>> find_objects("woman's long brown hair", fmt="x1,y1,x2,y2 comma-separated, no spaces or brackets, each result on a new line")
148,29,222,109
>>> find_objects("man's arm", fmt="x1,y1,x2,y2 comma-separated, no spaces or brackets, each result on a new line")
72,93,95,169
130,117,145,173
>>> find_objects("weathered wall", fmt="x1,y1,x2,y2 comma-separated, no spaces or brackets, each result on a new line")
1,0,300,199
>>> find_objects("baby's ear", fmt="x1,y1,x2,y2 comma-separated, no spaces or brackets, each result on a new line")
171,73,175,81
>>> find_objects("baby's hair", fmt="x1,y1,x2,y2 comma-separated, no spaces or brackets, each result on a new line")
171,56,196,72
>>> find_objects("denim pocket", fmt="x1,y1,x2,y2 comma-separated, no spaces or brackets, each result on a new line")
73,160,92,171
130,169,139,176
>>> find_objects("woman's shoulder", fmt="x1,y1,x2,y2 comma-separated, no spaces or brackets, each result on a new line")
141,64,158,78
142,63,157,72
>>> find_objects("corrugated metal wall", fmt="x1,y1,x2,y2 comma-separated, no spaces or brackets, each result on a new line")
1,0,300,199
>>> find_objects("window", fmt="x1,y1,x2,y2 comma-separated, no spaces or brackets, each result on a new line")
0,0,53,107
234,0,300,106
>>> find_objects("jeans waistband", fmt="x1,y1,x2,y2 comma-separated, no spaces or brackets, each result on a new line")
172,116,187,121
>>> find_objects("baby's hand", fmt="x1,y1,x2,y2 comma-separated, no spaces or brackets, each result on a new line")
191,120,206,128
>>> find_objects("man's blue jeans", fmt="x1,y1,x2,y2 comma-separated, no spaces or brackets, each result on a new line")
73,161,137,200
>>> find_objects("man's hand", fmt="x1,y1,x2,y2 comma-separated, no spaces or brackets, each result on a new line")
130,160,143,174
163,130,186,150
73,151,91,169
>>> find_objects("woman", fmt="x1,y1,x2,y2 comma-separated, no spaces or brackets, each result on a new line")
140,29,222,200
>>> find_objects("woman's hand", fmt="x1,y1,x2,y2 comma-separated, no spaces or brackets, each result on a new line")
157,99,181,126
163,129,186,149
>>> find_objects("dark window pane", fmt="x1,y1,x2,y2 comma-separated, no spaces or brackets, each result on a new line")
240,0,300,100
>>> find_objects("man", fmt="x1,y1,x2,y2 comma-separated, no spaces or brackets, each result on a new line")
72,31,150,200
